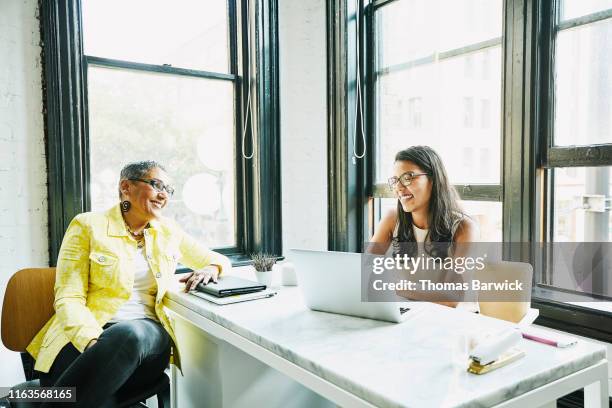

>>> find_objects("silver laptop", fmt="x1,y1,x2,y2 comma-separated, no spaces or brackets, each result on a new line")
289,249,419,323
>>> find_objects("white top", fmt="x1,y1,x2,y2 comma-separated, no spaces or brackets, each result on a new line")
412,224,428,242
392,220,465,243
389,223,429,254
110,246,158,322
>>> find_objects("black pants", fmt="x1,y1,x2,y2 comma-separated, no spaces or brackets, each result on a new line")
38,318,171,408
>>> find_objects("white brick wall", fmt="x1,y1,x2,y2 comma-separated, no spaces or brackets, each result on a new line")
279,0,328,253
0,0,48,386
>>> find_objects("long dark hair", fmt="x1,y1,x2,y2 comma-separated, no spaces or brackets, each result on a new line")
394,146,465,256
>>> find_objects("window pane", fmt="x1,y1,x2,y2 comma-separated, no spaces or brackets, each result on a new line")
374,198,501,241
554,19,612,146
560,0,612,21
88,66,236,248
377,0,502,68
375,47,502,184
461,200,502,241
553,167,612,242
82,0,229,73
546,167,612,298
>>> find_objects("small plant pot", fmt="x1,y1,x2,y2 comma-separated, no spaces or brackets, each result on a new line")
254,270,273,287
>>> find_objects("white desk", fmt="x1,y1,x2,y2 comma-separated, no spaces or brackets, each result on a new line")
164,268,608,408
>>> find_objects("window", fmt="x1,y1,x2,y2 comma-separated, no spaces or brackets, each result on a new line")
481,49,491,80
463,97,475,128
537,0,612,301
529,0,612,336
552,167,612,243
554,2,612,146
82,0,236,248
408,97,422,128
41,0,281,263
337,0,612,339
464,54,475,79
462,147,474,171
369,0,503,238
480,99,491,129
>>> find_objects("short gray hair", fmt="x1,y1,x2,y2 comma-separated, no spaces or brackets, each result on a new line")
118,160,167,199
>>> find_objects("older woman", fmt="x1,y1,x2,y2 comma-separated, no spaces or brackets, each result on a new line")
27,161,231,407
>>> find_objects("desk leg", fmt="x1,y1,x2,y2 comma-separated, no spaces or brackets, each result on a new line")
584,377,609,408
171,314,337,408
170,364,178,408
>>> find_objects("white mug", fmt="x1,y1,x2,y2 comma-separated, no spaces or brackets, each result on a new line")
280,262,298,286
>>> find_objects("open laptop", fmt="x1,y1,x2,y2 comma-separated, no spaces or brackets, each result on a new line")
289,249,420,323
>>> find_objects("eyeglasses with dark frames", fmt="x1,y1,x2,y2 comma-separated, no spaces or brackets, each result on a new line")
129,178,175,197
387,171,428,189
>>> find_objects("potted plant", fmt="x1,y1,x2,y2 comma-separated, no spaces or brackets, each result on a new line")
251,253,277,286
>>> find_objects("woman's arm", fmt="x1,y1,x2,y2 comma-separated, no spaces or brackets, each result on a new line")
177,229,232,291
54,215,104,352
366,208,397,255
175,222,232,276
453,216,480,249
433,216,479,308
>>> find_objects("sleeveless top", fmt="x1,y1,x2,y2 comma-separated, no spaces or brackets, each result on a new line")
390,215,464,255
390,214,479,312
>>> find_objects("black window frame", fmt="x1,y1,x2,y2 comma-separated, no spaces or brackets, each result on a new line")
532,0,612,341
331,0,612,341
40,0,281,266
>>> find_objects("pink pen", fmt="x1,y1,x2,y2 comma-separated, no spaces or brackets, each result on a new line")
522,332,577,348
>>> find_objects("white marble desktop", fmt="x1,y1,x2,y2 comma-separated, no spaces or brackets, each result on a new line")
166,268,606,408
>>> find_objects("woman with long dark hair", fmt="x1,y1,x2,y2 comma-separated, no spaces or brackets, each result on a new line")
370,146,479,306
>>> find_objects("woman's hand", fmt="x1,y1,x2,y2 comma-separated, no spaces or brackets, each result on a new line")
179,265,220,292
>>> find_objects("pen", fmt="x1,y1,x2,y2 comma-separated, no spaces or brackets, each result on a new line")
521,332,576,348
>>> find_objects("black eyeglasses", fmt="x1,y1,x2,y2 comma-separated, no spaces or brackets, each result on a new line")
129,178,175,197
387,171,428,189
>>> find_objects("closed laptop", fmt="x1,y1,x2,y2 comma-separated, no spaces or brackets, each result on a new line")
196,276,266,297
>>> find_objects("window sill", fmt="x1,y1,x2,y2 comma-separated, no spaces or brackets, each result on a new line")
532,289,612,343
175,254,284,273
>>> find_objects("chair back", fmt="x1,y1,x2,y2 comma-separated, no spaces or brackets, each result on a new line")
1,268,56,351
477,261,533,323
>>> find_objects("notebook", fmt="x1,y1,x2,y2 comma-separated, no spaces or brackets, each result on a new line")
196,276,266,297
191,288,278,305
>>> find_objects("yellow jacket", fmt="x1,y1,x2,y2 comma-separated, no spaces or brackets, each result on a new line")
27,204,230,373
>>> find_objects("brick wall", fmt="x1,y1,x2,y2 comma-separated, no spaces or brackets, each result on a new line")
0,0,48,386
279,0,328,253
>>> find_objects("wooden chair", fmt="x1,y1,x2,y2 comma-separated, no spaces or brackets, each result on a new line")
2,268,56,355
476,261,537,324
1,268,170,408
